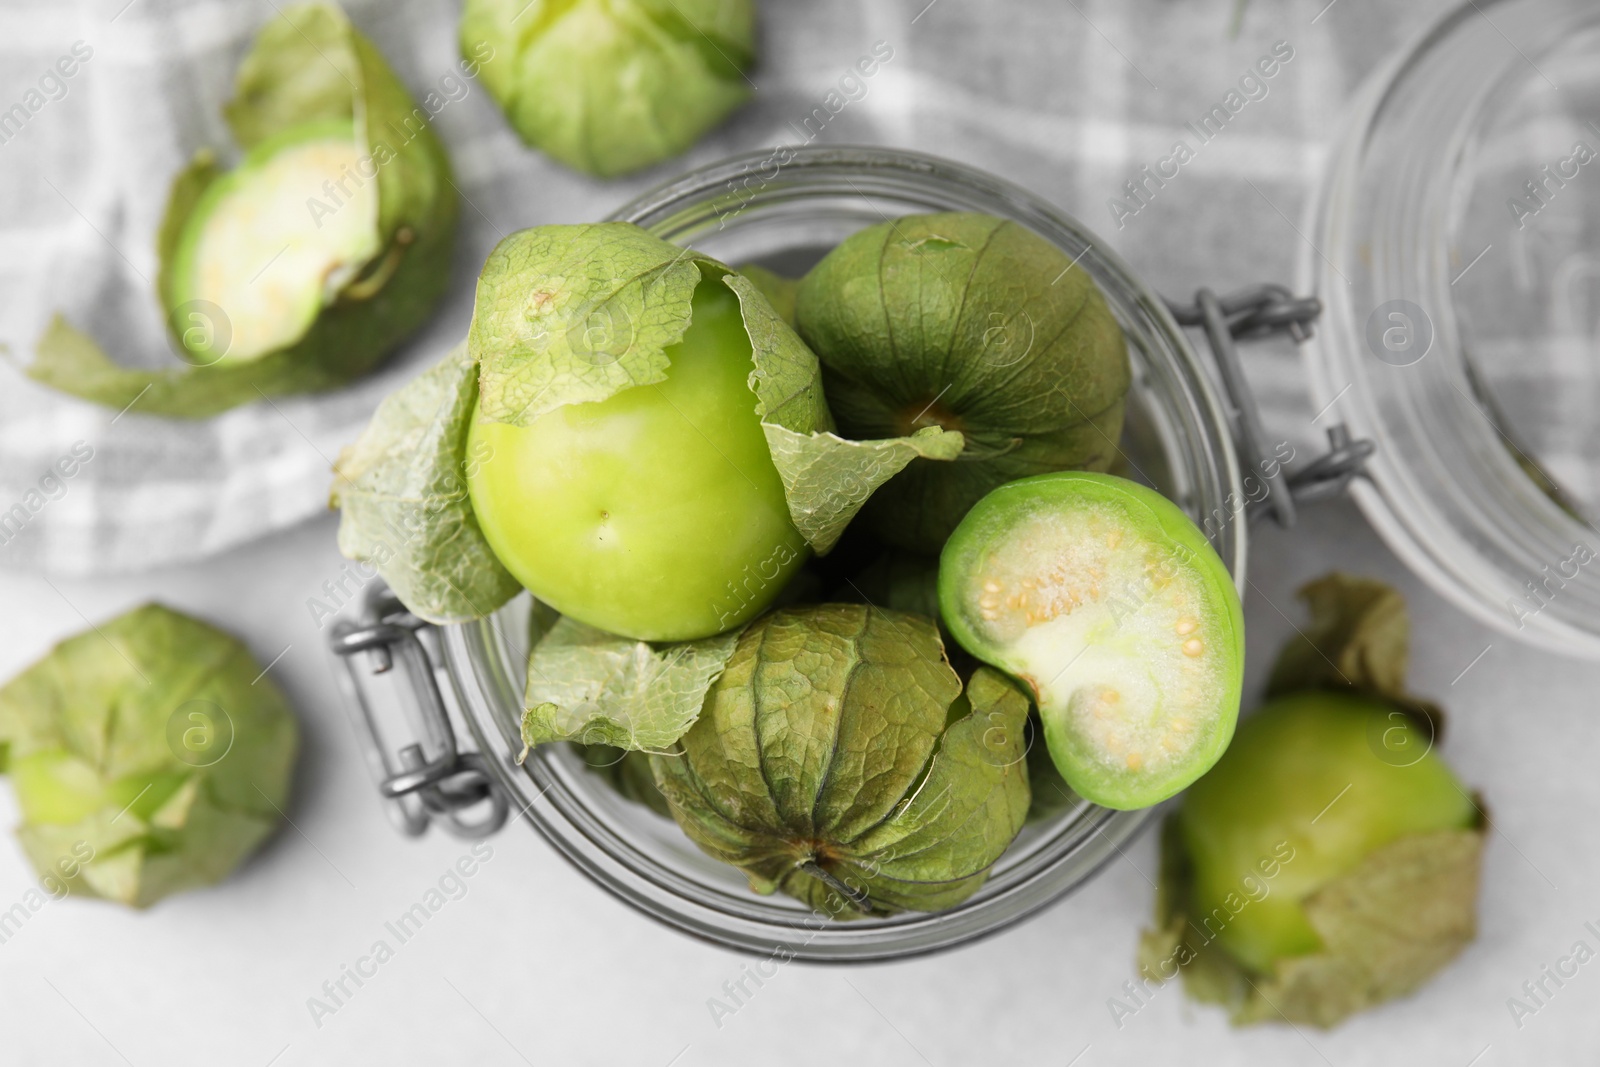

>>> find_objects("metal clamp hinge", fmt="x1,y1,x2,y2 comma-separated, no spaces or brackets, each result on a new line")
328,585,509,839
1165,284,1374,528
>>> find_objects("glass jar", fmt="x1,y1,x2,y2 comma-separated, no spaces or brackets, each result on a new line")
404,146,1256,961
335,2,1600,961
1304,0,1600,657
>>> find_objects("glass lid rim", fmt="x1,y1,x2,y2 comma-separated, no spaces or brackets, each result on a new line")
1297,0,1600,659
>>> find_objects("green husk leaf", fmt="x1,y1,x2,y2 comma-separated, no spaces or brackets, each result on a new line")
762,425,964,554
1137,814,1244,1004
470,222,962,556
729,265,963,552
29,2,456,418
722,267,829,434
1142,814,1485,1027
738,265,798,327
518,619,740,754
1254,828,1485,1026
223,2,358,147
470,222,709,425
460,0,754,178
650,606,1029,918
331,342,520,624
24,316,279,420
0,604,297,908
1267,574,1410,701
848,668,1031,896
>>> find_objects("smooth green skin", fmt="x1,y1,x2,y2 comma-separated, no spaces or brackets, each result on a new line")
1179,690,1478,974
168,119,370,365
468,279,805,642
938,471,1244,810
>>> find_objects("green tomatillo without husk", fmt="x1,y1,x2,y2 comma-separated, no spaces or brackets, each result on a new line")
796,212,1132,553
1179,692,1478,975
0,604,298,908
1139,574,1488,1028
334,220,969,644
649,603,1032,917
939,471,1244,810
468,277,807,642
460,0,756,177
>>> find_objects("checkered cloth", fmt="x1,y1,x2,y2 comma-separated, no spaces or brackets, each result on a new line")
0,0,1439,575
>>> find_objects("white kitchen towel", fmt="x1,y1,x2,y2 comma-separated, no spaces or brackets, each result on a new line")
0,0,1443,575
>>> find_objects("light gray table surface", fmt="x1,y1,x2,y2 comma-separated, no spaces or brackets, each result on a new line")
3,501,1596,1067
1,1,1597,1065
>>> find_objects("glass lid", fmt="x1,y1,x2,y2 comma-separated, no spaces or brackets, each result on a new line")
1304,0,1600,658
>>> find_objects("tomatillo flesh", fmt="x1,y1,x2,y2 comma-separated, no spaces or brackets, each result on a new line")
938,471,1244,810
168,119,381,364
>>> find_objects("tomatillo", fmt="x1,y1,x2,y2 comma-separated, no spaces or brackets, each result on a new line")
1178,690,1478,975
938,471,1244,810
467,278,806,642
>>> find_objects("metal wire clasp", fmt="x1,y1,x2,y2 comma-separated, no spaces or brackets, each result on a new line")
328,584,509,839
1165,284,1374,527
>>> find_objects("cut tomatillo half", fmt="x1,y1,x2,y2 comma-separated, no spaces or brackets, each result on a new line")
938,471,1244,810
167,118,381,364
27,3,457,418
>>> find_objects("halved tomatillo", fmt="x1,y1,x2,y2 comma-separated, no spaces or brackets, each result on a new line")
938,471,1244,810
27,3,459,418
168,118,381,364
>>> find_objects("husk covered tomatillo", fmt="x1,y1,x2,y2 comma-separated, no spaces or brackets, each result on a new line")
796,212,1131,553
460,0,756,178
650,603,1031,917
0,604,297,908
